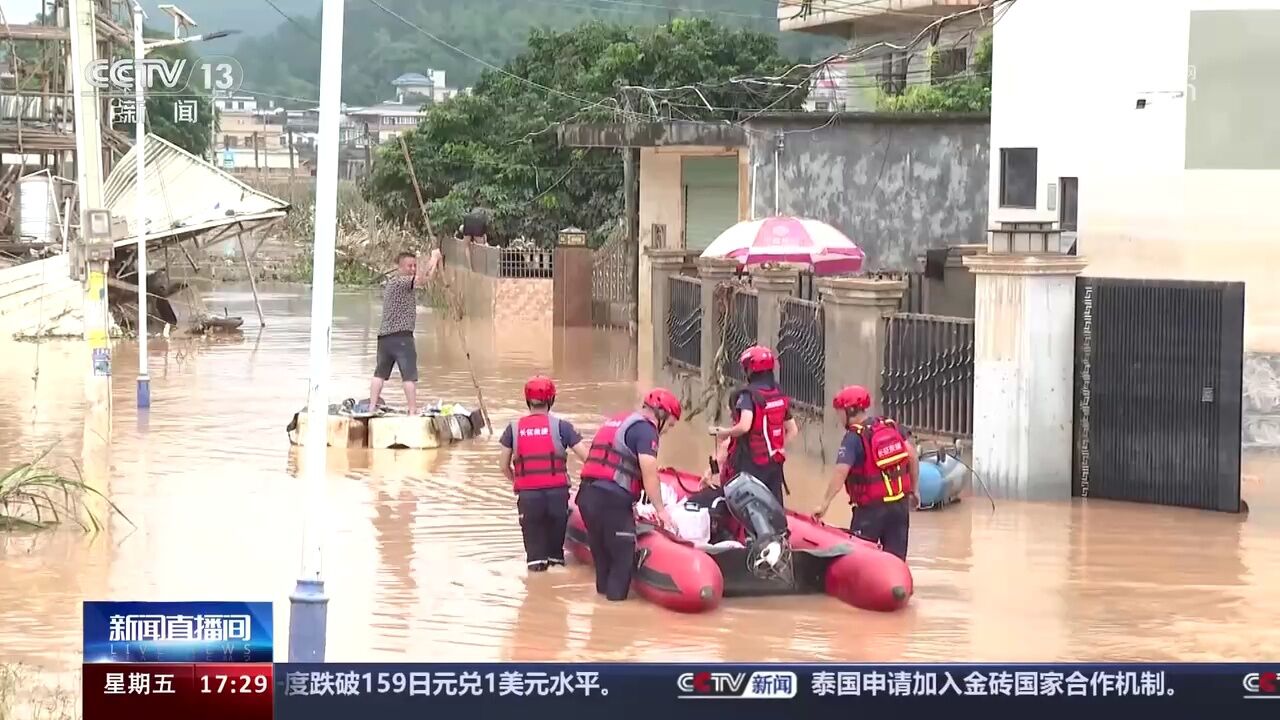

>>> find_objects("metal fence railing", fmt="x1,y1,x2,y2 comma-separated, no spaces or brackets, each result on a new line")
666,276,702,370
777,297,825,409
881,313,974,439
720,289,758,385
499,248,554,279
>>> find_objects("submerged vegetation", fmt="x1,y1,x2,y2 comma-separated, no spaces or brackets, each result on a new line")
0,450,130,532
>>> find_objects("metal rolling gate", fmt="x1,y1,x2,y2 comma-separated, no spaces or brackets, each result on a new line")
1072,277,1245,512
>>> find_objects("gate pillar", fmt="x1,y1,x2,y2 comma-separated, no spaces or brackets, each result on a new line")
963,252,1089,500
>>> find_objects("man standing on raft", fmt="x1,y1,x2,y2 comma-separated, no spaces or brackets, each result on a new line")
576,388,682,601
368,248,441,415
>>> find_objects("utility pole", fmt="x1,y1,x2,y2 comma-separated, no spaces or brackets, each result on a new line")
132,1,151,409
69,0,112,440
290,0,346,663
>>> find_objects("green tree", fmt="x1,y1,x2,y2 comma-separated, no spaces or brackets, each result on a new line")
365,18,805,246
109,32,215,157
229,0,840,108
875,33,993,113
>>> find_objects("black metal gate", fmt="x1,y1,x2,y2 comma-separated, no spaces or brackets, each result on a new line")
1072,277,1245,512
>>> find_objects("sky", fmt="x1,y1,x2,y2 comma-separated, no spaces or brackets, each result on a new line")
1,0,42,23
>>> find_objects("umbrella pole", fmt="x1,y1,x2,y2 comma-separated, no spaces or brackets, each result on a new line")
773,135,783,216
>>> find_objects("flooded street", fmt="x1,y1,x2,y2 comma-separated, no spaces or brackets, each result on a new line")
2,283,1279,680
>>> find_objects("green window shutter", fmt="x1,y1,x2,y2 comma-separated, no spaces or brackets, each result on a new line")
682,156,739,252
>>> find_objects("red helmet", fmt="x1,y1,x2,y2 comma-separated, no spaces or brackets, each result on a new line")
524,376,557,405
832,385,872,412
739,345,776,374
643,387,682,422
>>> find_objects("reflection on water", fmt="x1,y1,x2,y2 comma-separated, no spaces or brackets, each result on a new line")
1,282,1278,678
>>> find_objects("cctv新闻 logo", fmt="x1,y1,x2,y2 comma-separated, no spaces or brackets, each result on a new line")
85,57,242,96
1242,672,1279,698
675,671,797,699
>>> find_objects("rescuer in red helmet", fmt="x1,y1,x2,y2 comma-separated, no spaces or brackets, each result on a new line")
499,375,590,572
708,345,800,504
575,387,682,600
814,385,919,561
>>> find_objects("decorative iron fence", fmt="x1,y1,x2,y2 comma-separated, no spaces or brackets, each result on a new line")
667,275,702,370
591,230,635,326
777,297,825,409
720,289,758,385
881,313,974,438
499,247,554,279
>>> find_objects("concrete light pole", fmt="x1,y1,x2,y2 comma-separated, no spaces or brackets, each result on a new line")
129,2,236,409
289,0,346,662
69,0,111,438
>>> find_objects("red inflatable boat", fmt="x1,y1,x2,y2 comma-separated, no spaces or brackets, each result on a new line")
565,467,913,614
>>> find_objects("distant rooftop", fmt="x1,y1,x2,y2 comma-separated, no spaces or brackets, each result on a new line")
393,73,432,86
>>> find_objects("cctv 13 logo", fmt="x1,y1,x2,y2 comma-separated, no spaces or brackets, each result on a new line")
676,671,798,699
1242,672,1279,698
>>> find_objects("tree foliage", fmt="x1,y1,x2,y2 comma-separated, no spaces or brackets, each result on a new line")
229,0,840,107
365,19,805,246
875,33,993,114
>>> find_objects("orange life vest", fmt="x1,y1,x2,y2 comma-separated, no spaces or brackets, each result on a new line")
509,413,569,491
580,412,654,500
725,386,790,473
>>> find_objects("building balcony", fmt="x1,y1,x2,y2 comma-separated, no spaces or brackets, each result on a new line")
778,0,986,36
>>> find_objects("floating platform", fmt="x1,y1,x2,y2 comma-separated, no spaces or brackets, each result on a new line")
286,401,484,450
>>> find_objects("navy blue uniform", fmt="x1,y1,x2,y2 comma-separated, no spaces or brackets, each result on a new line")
576,421,659,601
729,380,793,504
501,419,583,567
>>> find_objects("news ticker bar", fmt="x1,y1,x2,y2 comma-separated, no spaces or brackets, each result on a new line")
82,663,1279,719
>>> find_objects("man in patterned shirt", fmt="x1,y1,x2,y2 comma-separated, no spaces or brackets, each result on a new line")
368,248,441,415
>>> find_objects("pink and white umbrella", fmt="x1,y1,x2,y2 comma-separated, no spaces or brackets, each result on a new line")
699,216,865,275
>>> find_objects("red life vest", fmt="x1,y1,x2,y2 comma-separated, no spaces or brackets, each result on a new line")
508,413,569,491
726,386,790,473
843,418,912,506
580,412,654,500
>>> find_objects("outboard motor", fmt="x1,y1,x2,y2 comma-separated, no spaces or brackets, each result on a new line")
723,472,793,583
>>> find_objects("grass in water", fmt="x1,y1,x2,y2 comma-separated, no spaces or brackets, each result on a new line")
0,448,131,532
0,664,78,720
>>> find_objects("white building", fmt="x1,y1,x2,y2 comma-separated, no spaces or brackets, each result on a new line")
988,0,1280,356
779,0,990,111
213,93,258,113
392,70,464,105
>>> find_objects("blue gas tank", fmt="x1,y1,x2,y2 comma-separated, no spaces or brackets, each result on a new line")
917,452,966,509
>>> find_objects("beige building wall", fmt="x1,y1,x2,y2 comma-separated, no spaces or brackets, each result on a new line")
636,146,745,382
990,0,1280,353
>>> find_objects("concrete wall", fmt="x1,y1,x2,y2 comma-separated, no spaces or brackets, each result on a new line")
745,113,990,271
989,0,1280,445
0,255,82,338
439,237,553,335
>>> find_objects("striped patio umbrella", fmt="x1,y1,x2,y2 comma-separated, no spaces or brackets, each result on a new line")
699,216,864,275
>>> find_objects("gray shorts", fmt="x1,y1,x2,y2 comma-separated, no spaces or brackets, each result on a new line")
374,333,418,382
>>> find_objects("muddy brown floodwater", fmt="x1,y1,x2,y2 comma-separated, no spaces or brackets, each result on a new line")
1,282,1279,685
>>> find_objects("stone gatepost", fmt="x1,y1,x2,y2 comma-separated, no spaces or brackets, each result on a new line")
644,248,695,382
963,241,1088,500
817,277,906,450
750,266,799,352
696,257,743,390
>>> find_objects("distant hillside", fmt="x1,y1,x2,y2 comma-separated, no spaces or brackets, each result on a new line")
159,0,842,107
